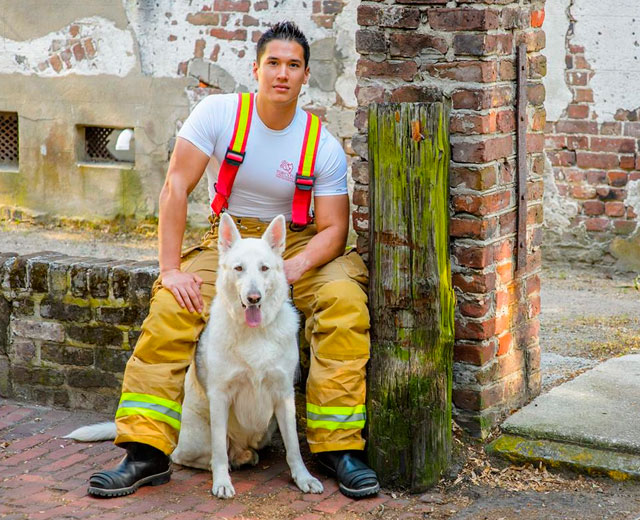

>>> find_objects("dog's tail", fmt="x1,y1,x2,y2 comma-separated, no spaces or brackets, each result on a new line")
64,422,117,442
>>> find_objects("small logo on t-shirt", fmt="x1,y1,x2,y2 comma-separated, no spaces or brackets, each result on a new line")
275,160,295,183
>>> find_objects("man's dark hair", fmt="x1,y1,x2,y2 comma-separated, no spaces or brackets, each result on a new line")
256,21,310,68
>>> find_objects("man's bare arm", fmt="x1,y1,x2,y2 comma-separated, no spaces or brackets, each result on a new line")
158,137,210,313
284,194,349,284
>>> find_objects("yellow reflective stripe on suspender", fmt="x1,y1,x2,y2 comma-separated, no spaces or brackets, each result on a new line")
230,92,252,152
116,392,182,431
300,114,320,177
306,403,366,431
299,114,321,178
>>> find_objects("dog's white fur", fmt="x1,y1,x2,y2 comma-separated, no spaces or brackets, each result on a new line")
66,213,323,498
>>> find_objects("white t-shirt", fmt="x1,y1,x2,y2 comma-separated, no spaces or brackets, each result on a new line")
177,93,348,221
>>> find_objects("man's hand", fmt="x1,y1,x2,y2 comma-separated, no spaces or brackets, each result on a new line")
161,269,204,313
284,255,311,285
283,195,349,285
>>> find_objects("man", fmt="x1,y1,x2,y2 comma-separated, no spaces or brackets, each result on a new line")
88,21,379,499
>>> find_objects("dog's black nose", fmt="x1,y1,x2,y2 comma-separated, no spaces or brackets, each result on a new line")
247,293,261,305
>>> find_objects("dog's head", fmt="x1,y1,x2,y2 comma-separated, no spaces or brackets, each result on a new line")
216,213,289,328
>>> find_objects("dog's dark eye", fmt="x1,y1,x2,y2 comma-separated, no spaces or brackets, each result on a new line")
261,265,269,272
234,265,243,272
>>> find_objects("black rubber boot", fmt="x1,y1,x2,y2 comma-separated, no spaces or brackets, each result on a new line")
317,450,380,498
88,442,171,498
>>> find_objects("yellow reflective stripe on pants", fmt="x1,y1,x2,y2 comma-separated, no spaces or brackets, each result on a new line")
116,407,181,431
306,419,366,431
118,401,182,423
120,392,182,415
116,392,182,431
306,403,366,416
306,403,366,431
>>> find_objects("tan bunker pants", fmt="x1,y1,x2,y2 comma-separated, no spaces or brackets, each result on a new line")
114,216,370,455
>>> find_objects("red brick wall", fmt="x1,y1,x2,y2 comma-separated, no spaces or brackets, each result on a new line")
546,44,639,239
35,25,97,73
354,1,546,436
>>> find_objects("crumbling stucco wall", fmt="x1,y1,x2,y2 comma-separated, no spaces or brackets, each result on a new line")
0,0,357,225
544,0,640,268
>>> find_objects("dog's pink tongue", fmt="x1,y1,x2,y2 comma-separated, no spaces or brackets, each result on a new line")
245,305,262,327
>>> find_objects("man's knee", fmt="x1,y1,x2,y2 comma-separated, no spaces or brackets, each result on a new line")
315,279,369,322
146,287,203,328
311,279,370,361
133,288,205,364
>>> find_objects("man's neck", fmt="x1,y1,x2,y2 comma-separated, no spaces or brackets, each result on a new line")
255,95,297,131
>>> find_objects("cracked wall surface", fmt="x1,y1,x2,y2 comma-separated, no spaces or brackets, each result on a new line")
544,0,640,268
0,0,357,224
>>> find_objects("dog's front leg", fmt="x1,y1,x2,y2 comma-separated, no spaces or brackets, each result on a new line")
275,395,323,494
208,391,235,498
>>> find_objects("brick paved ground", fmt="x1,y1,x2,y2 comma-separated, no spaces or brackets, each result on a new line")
0,399,430,520
3,398,640,520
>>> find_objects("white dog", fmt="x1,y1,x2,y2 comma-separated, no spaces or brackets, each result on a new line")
67,213,323,499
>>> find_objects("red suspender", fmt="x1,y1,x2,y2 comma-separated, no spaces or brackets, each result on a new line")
210,93,322,229
211,92,254,215
291,112,321,228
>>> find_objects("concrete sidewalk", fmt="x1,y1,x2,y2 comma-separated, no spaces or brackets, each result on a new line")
490,354,640,480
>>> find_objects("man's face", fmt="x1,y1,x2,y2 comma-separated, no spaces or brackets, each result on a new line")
252,39,310,106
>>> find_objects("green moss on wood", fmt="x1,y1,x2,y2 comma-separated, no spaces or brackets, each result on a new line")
367,101,454,491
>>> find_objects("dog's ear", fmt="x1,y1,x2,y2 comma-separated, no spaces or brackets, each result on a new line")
262,214,286,255
218,213,241,254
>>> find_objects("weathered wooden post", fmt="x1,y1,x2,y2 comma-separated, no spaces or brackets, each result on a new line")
367,101,455,491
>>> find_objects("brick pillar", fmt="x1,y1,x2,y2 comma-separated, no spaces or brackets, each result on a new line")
354,1,546,437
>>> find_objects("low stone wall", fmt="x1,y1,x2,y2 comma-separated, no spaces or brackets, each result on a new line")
0,252,158,414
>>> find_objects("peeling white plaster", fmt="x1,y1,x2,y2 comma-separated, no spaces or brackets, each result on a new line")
543,0,572,121
123,0,194,78
542,155,578,229
625,180,640,220
0,17,136,77
571,1,640,120
123,0,342,107
334,0,358,109
4,0,354,110
122,0,357,146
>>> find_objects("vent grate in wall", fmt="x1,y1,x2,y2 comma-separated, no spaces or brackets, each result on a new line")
85,126,119,162
0,113,19,166
83,126,135,164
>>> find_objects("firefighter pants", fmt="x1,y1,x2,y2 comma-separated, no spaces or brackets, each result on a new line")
114,215,370,455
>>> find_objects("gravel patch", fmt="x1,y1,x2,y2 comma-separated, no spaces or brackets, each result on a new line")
0,221,165,261
540,264,640,367
539,353,599,391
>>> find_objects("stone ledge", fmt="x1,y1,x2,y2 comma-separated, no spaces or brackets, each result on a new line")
488,434,640,481
0,252,159,413
1,251,158,303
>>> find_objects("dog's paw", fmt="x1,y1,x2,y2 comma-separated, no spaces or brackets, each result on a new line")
293,472,324,494
211,478,235,499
